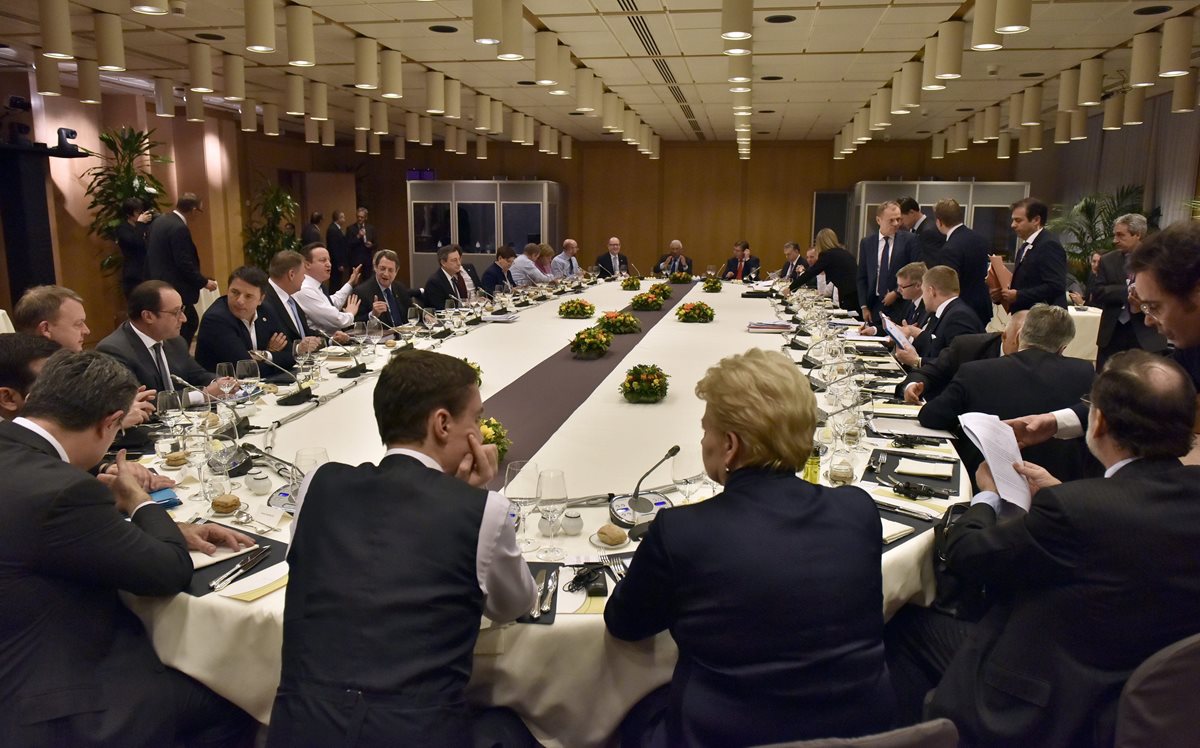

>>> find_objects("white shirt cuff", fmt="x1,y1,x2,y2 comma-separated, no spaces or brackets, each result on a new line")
128,499,156,517
970,490,1002,513
1053,407,1084,439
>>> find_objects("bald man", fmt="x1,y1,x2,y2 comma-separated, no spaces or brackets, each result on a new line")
597,237,630,278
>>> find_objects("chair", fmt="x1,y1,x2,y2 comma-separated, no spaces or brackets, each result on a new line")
1114,631,1200,748
0,309,14,333
755,719,958,748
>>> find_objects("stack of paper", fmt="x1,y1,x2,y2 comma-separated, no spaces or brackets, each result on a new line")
958,412,1032,510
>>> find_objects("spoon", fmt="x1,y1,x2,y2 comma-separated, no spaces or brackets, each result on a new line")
232,510,274,534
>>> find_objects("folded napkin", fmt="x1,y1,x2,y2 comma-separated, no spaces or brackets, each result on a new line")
218,562,289,601
190,543,260,571
873,402,922,417
881,518,916,544
896,458,955,480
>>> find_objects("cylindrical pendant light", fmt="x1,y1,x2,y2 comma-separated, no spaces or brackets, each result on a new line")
900,61,922,107
285,74,305,115
476,135,488,159
77,59,102,103
372,101,389,134
221,54,245,101
997,131,1011,158
535,32,558,85
971,0,1003,51
321,119,335,146
729,55,752,86
444,78,461,119
394,136,406,159
840,124,855,152
868,91,884,130
40,0,74,60
1123,87,1145,125
724,36,752,56
354,130,367,153
548,128,559,155
650,134,661,160
369,132,381,155
185,91,204,122
154,77,174,115
1172,70,1197,112
972,112,986,143
1078,58,1104,106
524,116,537,145
511,112,525,143
490,99,504,133
1128,31,1160,87
305,117,319,143
95,13,126,71
131,0,168,15
244,0,275,53
640,124,652,152
475,94,491,130
995,0,1031,34
732,90,752,111
1008,92,1024,130
1057,68,1078,112
497,0,525,60
931,132,946,159
354,96,370,131
425,71,445,114
1159,16,1194,78
890,73,908,114
874,89,892,128
1017,127,1030,154
833,133,845,160
286,4,316,67
588,76,604,116
576,68,596,111
623,111,639,142
853,109,870,142
935,21,964,80
558,134,571,159
188,43,213,92
921,39,944,90
1070,107,1088,139
355,38,378,89
1028,122,1043,150
1021,84,1042,126
405,112,420,142
721,0,753,40
550,46,572,95
602,92,620,129
457,134,468,156
984,105,1001,139
474,0,502,45
263,103,279,135
955,120,970,151
1101,93,1123,130
538,124,552,153
419,116,433,145
1054,111,1070,143
310,81,327,119
240,99,256,131
380,49,403,98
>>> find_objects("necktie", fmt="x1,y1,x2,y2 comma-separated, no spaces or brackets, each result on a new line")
384,286,399,323
736,260,744,280
1015,241,1030,266
453,272,468,299
153,342,173,392
877,237,891,297
570,257,578,276
287,297,304,336
1119,255,1133,324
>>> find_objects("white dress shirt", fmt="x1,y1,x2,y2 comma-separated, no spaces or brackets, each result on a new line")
129,323,205,405
441,268,477,299
290,447,537,622
1015,227,1042,265
551,252,580,279
293,275,354,334
510,254,552,287
944,224,962,241
269,279,307,336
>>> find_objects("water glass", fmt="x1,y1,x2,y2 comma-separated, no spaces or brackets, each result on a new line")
672,451,702,505
535,469,568,562
292,447,329,492
215,362,237,397
236,360,261,393
504,460,540,553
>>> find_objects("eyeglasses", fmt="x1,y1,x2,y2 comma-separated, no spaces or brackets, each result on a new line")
898,282,917,291
1139,301,1162,317
155,307,186,318
1080,396,1093,408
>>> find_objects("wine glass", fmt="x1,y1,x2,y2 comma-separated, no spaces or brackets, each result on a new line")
348,322,367,347
365,317,383,356
535,469,568,562
706,264,716,278
504,460,540,553
293,340,312,382
156,391,184,434
672,451,702,505
235,360,260,392
292,447,329,493
215,362,237,398
182,435,210,501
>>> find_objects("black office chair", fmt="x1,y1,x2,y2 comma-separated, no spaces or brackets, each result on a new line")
1114,631,1200,748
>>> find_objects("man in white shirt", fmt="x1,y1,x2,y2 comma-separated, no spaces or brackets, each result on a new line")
551,239,583,279
294,243,361,334
510,242,553,287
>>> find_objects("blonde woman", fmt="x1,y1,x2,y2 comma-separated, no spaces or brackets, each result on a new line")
605,348,895,747
791,229,860,312
535,243,555,276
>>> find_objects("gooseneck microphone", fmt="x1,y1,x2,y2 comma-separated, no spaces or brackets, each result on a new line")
627,444,681,541
254,355,316,406
315,330,367,379
170,375,242,439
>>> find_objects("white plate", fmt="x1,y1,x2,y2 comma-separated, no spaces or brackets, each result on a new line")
588,532,630,550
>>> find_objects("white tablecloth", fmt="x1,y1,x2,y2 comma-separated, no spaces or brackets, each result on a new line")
127,281,960,747
987,303,1102,362
0,308,14,333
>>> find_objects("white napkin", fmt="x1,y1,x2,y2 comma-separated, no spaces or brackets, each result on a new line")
881,518,915,544
895,458,954,480
189,543,260,570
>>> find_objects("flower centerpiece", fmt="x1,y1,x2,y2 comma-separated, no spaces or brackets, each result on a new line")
648,282,673,299
621,276,642,291
461,358,482,386
620,364,669,404
630,292,664,311
558,298,595,319
676,301,716,323
596,310,642,335
569,326,613,359
668,271,693,284
702,277,723,293
479,416,511,462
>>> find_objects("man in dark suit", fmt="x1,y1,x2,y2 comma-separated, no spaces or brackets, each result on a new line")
422,244,483,311
0,333,61,421
655,239,694,275
300,210,323,247
596,236,630,278
892,350,1200,747
347,206,377,282
1003,197,1068,312
195,265,296,372
1091,214,1168,370
919,304,1096,482
325,210,350,289
857,200,918,324
895,266,985,369
145,193,217,344
0,349,255,747
261,250,323,356
934,198,993,325
12,284,91,352
899,196,946,266
354,249,414,327
96,281,227,400
898,311,1025,404
480,246,518,295
778,241,808,284
722,240,760,281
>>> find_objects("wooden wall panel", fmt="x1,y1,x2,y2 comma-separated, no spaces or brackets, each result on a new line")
660,143,744,275
576,142,662,272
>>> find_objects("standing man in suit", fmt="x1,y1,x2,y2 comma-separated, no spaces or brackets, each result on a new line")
1092,214,1168,370
656,239,694,275
115,197,154,298
1003,197,1068,312
195,265,297,372
899,311,1025,404
898,197,945,266
293,243,362,336
552,238,584,279
262,250,323,355
354,250,413,327
301,211,323,247
0,349,256,747
596,236,630,278
934,198,993,325
857,200,917,324
423,245,482,310
145,193,217,344
347,206,377,283
325,210,350,289
891,350,1200,746
895,266,985,369
778,241,808,284
480,246,518,295
723,241,760,281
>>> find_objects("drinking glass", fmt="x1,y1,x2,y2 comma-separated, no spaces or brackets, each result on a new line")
535,469,568,562
672,452,702,505
365,317,383,357
292,447,329,493
235,360,261,391
504,460,540,553
828,448,856,487
293,340,312,382
154,436,177,463
182,435,210,501
348,322,367,347
215,362,237,397
156,391,184,434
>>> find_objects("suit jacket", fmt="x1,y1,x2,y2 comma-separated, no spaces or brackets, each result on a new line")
722,255,761,281
300,223,322,247
353,277,414,327
919,348,1096,482
930,458,1200,748
940,225,994,325
421,265,482,311
900,298,928,326
346,222,377,277
325,223,349,272
261,286,313,345
596,252,629,278
897,332,1002,401
194,296,296,372
856,231,918,317
656,254,694,275
96,322,214,392
912,297,985,365
145,212,206,305
479,262,516,295
1091,249,1167,351
604,468,895,747
115,221,150,297
912,214,946,266
0,420,193,746
779,256,811,286
1010,231,1068,312
791,247,860,312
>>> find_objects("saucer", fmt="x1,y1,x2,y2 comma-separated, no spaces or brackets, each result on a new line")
588,532,630,550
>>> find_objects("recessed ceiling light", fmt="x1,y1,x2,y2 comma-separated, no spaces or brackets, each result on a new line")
765,14,797,24
429,25,458,34
517,80,536,86
956,107,973,111
756,130,770,134
342,83,357,88
1133,5,1171,14
758,109,776,114
1020,71,1044,78
196,33,225,41
916,130,931,134
569,111,584,115
761,75,783,81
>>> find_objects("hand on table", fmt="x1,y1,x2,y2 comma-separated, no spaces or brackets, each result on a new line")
177,522,255,555
121,387,157,428
105,459,176,492
903,382,925,405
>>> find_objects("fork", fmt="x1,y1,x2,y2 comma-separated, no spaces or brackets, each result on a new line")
600,555,627,579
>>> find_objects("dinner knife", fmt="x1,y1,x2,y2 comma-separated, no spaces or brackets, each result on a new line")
872,499,934,522
529,570,547,619
213,547,272,592
539,570,559,615
209,546,270,591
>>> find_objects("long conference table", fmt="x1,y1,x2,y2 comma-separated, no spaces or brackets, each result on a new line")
126,279,969,748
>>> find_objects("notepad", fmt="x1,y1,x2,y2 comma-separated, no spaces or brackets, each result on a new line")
895,458,955,480
871,417,956,440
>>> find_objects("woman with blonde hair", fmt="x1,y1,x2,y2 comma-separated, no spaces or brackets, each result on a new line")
605,348,895,748
535,243,555,276
791,228,860,312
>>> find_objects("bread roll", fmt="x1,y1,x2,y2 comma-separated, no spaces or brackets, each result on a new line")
597,523,627,546
210,494,241,513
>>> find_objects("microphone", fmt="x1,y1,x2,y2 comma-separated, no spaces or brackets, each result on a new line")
627,445,681,541
170,375,242,439
315,330,367,379
810,361,865,392
628,263,642,279
255,355,316,406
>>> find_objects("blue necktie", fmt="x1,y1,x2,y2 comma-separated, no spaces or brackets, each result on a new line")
384,286,399,323
287,297,304,336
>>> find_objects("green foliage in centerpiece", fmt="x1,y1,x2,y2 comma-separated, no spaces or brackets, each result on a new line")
668,271,693,284
558,298,595,319
648,282,673,299
479,417,511,461
570,326,613,358
620,364,669,403
621,276,642,291
461,357,483,385
676,301,716,323
702,277,723,293
630,292,665,311
596,310,641,335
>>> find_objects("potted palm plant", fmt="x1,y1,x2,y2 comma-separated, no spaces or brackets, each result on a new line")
80,128,170,273
1046,185,1159,280
244,179,301,269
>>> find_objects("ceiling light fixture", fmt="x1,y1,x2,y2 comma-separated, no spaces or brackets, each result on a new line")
263,103,280,135
355,38,378,89
130,0,168,16
1078,58,1104,106
1021,84,1042,126
244,0,275,53
77,59,102,103
971,0,1003,51
286,4,316,66
369,132,381,155
1128,31,1160,87
549,46,572,95
1070,107,1088,139
997,131,1011,158
309,80,327,120
1054,111,1070,143
995,0,1031,33
240,99,257,131
931,132,945,159
419,116,433,146
406,112,420,142
561,134,573,160
921,40,944,90
395,135,405,160
890,72,908,114
305,117,319,143
444,78,461,119
1056,68,1078,112
188,43,213,92
1101,93,1123,130
426,70,445,113
1171,69,1197,112
475,93,492,130
724,36,752,56
576,68,596,111
497,0,524,60
477,135,488,159
355,130,367,153
154,77,174,116
40,0,74,59
94,13,126,71
473,0,501,45
935,21,964,79
285,73,305,115
535,32,558,85
354,96,370,131
721,0,753,40
1123,87,1145,125
380,49,403,98
491,99,505,133
322,119,335,146
1158,15,1194,78
984,105,1001,139
372,100,389,134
